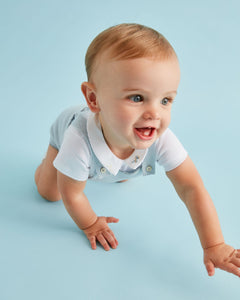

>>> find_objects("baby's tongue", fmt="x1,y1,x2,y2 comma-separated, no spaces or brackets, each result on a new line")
136,128,151,136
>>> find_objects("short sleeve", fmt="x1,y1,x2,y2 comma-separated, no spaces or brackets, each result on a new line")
53,126,90,181
156,128,188,172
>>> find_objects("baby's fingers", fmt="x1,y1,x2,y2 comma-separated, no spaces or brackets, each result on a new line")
97,233,110,251
229,250,240,268
221,262,240,278
205,261,215,276
230,256,240,268
103,231,118,249
89,236,97,250
234,249,240,259
106,217,119,224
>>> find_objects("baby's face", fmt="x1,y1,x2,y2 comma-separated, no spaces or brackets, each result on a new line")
92,55,180,159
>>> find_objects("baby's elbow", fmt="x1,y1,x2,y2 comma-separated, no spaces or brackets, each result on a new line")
180,183,207,206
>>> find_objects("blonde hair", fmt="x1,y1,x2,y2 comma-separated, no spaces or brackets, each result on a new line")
85,23,177,81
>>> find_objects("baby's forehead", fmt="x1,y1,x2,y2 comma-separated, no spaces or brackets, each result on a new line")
93,50,178,76
91,53,180,91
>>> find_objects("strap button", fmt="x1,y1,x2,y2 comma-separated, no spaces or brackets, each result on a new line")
100,167,106,174
146,166,152,172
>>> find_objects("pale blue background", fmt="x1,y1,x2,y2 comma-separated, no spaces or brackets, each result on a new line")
1,0,240,299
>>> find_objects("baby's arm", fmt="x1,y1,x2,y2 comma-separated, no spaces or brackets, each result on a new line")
57,171,119,251
166,156,240,277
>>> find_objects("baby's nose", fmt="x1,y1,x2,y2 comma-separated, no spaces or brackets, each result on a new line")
142,106,160,120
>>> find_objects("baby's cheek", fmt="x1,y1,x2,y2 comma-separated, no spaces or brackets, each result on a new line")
163,113,171,127
115,113,132,126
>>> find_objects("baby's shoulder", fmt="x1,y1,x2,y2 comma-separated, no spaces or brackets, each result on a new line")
64,113,92,157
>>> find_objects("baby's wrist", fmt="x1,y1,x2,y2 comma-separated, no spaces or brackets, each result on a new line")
80,216,98,231
203,241,225,250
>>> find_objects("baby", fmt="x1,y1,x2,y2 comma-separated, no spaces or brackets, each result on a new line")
35,23,240,277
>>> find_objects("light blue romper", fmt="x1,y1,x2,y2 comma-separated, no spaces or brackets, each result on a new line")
50,106,156,183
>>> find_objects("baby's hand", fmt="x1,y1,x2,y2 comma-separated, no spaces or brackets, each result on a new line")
204,243,240,277
83,216,119,251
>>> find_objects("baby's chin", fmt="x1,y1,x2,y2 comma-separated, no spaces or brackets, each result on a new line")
133,139,157,150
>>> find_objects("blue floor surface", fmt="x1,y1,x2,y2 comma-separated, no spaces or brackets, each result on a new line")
1,1,240,299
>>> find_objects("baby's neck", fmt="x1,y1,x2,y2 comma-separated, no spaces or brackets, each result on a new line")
111,148,135,160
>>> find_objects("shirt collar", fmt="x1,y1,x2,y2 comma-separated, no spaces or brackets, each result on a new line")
87,112,148,175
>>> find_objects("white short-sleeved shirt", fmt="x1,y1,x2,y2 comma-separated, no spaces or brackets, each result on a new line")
53,109,187,182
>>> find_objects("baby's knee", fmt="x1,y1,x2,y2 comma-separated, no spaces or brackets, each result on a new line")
36,183,61,202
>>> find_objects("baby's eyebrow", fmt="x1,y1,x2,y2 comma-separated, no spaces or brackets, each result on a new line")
167,90,178,96
122,88,146,92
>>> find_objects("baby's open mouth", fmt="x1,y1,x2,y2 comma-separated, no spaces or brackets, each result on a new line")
134,127,156,140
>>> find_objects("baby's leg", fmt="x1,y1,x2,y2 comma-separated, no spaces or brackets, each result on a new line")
35,145,61,202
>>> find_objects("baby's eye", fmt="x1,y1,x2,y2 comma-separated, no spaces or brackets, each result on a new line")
129,95,144,103
161,98,170,105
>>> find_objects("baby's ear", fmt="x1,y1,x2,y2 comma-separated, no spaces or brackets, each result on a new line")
81,82,100,113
